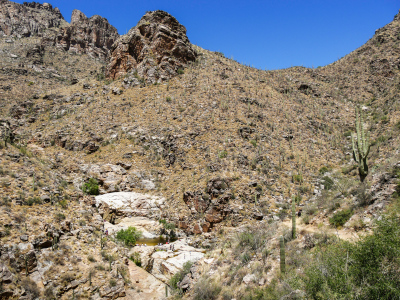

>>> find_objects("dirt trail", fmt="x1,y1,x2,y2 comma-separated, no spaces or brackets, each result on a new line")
281,219,361,242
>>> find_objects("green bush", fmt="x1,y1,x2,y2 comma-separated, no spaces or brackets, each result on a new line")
329,209,353,227
322,176,334,190
218,150,228,159
305,214,400,299
130,252,142,267
159,219,176,230
116,226,142,246
293,174,303,183
82,178,99,195
319,166,331,175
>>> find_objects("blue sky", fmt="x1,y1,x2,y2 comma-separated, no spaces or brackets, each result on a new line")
13,0,399,70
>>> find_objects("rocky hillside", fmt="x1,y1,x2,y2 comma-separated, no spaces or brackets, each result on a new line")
0,1,400,299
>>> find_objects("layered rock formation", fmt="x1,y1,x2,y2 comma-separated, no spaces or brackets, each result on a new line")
55,9,119,60
106,10,197,83
0,0,64,37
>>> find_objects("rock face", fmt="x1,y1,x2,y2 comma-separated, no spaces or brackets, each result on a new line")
130,239,205,284
55,9,119,60
79,163,157,193
106,10,197,83
95,192,165,219
182,178,232,234
0,0,64,37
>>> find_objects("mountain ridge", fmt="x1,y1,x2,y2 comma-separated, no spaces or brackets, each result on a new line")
0,1,399,299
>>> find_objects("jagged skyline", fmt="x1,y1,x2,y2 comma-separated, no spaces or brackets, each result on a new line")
11,0,399,70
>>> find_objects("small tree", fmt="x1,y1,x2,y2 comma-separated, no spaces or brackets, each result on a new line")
351,107,371,183
116,226,142,246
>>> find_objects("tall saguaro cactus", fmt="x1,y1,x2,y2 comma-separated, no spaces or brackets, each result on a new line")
352,107,371,183
292,197,296,239
280,235,286,274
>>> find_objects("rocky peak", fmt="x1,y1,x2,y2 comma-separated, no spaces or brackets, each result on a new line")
106,10,197,83
0,0,64,37
55,9,119,60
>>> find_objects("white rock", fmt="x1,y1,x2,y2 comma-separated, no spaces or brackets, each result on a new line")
95,192,165,217
243,273,256,285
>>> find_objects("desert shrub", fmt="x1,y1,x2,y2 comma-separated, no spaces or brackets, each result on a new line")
329,209,353,227
20,278,40,298
169,261,193,291
159,219,176,231
130,252,141,267
61,272,75,286
322,176,334,190
177,68,184,75
293,174,303,183
55,213,66,222
82,178,99,195
44,285,56,299
192,276,221,300
116,226,142,246
218,150,228,159
304,214,400,299
0,196,11,206
319,166,331,175
109,279,117,287
88,255,96,263
304,241,354,299
350,215,400,299
24,197,42,206
59,199,68,209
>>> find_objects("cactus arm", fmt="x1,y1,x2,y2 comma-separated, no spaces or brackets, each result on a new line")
364,132,371,158
356,108,363,156
351,133,359,163
360,108,366,151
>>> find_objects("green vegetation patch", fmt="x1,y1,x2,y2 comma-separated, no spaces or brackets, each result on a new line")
116,226,142,246
329,208,353,227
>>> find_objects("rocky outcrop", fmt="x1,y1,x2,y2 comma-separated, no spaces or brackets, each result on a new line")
0,1,64,37
130,239,204,284
55,9,119,60
79,163,157,193
182,178,233,234
106,10,197,83
95,192,165,219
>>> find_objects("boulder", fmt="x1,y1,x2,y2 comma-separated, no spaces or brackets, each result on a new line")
0,263,14,283
106,10,197,83
32,234,52,249
243,273,256,285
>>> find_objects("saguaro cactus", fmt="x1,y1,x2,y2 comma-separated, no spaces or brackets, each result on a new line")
351,107,371,183
280,235,286,274
292,197,296,239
